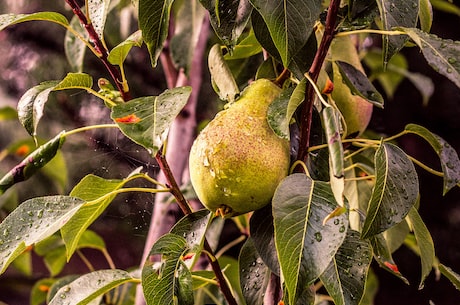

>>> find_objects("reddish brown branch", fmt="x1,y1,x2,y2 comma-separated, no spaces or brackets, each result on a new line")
64,0,131,101
297,0,341,165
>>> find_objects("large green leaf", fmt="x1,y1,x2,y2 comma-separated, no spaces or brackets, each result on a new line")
138,0,174,67
405,124,460,195
48,269,137,305
17,73,93,137
199,0,252,49
376,0,419,65
272,174,348,305
407,207,435,289
61,174,131,259
0,132,66,195
0,12,69,30
142,233,194,305
111,87,192,155
249,0,322,67
361,143,419,238
0,196,84,274
320,230,373,305
401,27,460,89
239,237,271,305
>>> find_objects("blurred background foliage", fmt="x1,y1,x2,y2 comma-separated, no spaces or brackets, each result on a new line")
0,0,459,304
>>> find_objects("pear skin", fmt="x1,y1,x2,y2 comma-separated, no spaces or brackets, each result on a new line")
189,79,290,217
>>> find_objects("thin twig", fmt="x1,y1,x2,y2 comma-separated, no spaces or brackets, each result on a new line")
297,0,341,166
64,0,131,101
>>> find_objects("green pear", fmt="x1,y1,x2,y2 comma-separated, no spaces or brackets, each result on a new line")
189,79,290,217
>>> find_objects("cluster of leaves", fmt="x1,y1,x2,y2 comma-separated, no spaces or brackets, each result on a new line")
0,0,460,305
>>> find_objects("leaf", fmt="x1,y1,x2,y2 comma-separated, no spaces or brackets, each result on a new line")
87,0,111,42
249,0,322,67
65,13,88,72
400,27,460,89
0,196,84,274
142,234,193,305
199,0,253,48
336,61,384,107
108,30,144,66
17,73,93,137
0,12,69,31
0,132,66,195
272,174,349,305
321,106,344,179
223,30,263,60
320,230,373,305
438,263,460,290
111,87,192,155
239,238,271,305
405,123,460,194
61,174,129,259
407,207,435,289
170,0,207,73
208,44,240,103
48,269,137,305
250,204,280,276
371,234,409,284
376,0,419,65
267,85,295,140
361,142,419,239
418,0,433,32
138,0,174,67
170,210,212,268
431,0,460,17
0,106,18,120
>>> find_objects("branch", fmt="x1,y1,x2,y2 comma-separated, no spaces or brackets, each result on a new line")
296,0,341,165
64,0,131,101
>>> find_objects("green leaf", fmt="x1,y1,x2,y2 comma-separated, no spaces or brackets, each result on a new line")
320,230,373,305
376,0,419,65
430,0,460,17
17,81,58,137
65,13,88,72
249,0,322,67
11,250,32,276
400,27,460,89
407,207,435,289
87,0,111,41
0,196,84,274
48,269,137,305
138,0,174,67
267,85,295,140
371,234,409,284
250,204,280,276
17,73,93,137
336,61,384,107
199,0,253,48
0,132,66,195
0,12,69,31
170,210,212,268
142,234,194,305
361,143,419,239
405,123,460,194
418,0,433,32
108,30,143,66
239,238,271,305
208,44,240,103
35,234,67,277
321,106,344,178
273,174,348,305
61,174,128,259
223,30,263,60
438,263,460,290
31,278,56,305
0,106,18,121
111,87,192,155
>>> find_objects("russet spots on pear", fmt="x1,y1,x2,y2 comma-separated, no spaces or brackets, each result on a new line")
189,79,290,217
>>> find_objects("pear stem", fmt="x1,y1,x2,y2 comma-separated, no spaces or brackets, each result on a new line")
297,0,341,167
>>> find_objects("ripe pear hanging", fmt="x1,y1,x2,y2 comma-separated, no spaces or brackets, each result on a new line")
189,79,290,217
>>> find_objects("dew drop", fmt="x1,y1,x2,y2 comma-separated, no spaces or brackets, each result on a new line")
334,218,340,225
339,225,346,233
314,232,322,242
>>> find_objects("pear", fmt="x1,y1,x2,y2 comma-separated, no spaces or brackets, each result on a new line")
189,79,290,217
